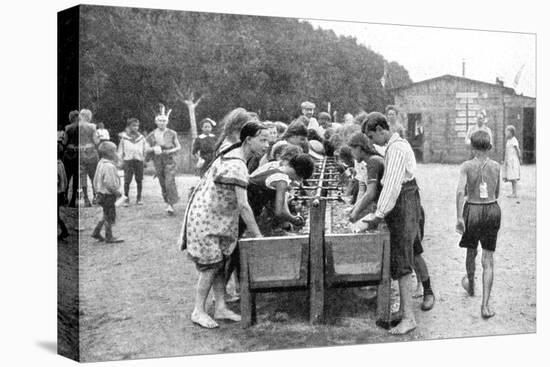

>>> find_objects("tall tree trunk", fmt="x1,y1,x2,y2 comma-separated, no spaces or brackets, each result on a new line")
184,100,199,140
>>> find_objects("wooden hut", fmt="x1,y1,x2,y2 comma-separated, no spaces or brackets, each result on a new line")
389,74,536,163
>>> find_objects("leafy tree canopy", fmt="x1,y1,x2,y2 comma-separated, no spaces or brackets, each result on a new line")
78,6,412,134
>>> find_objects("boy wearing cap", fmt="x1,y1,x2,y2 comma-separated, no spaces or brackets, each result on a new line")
92,141,124,243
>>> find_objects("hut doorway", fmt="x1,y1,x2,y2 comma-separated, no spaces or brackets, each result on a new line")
522,107,535,164
407,113,424,162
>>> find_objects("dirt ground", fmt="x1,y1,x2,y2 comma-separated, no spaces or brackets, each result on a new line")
59,164,536,362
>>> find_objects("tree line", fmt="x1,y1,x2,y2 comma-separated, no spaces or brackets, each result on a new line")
79,5,412,137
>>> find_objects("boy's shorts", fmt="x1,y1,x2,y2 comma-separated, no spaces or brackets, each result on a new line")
413,206,425,255
385,180,422,280
459,202,501,252
96,193,117,224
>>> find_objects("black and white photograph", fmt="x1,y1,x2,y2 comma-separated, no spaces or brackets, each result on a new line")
54,3,540,363
2,1,547,366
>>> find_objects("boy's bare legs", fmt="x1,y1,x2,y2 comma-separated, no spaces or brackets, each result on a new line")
462,248,477,296
389,273,417,335
192,268,219,328
481,249,495,318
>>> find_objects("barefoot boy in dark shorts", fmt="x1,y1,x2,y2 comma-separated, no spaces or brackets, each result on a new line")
456,130,501,319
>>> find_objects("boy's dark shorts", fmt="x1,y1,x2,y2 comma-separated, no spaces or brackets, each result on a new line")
459,202,501,252
413,206,425,255
96,193,117,224
384,180,422,280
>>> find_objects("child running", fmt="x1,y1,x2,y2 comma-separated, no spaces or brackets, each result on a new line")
502,125,522,198
92,142,124,243
456,130,501,319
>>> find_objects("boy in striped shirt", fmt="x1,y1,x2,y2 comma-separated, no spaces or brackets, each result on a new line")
363,112,423,335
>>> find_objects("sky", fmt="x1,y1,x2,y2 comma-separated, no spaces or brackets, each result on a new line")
306,19,536,97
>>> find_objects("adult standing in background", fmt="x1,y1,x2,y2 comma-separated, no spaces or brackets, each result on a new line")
411,117,425,163
465,110,493,146
71,109,100,207
62,110,81,207
385,105,406,139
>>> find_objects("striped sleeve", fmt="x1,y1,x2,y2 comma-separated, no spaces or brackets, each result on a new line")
375,144,407,218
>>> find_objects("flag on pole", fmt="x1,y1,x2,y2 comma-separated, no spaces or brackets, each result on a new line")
513,64,525,89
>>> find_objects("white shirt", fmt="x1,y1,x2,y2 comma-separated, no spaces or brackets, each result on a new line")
375,133,416,218
97,128,110,141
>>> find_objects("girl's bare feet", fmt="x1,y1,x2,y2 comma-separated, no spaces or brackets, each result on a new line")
214,307,241,322
191,310,219,328
388,318,417,335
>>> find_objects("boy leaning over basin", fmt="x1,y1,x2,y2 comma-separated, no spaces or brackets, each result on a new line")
456,130,501,319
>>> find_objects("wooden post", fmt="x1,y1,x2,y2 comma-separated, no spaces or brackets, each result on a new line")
376,231,391,325
239,242,254,328
309,198,326,324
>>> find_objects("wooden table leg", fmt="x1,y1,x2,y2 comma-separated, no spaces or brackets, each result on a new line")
309,200,325,324
376,233,391,327
239,243,253,328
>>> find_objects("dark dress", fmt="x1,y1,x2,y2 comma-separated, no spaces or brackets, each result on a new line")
192,133,217,176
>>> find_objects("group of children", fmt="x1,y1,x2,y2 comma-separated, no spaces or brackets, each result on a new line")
57,105,183,243
58,100,524,333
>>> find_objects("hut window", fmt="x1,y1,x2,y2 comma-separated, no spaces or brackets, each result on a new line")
455,92,479,138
